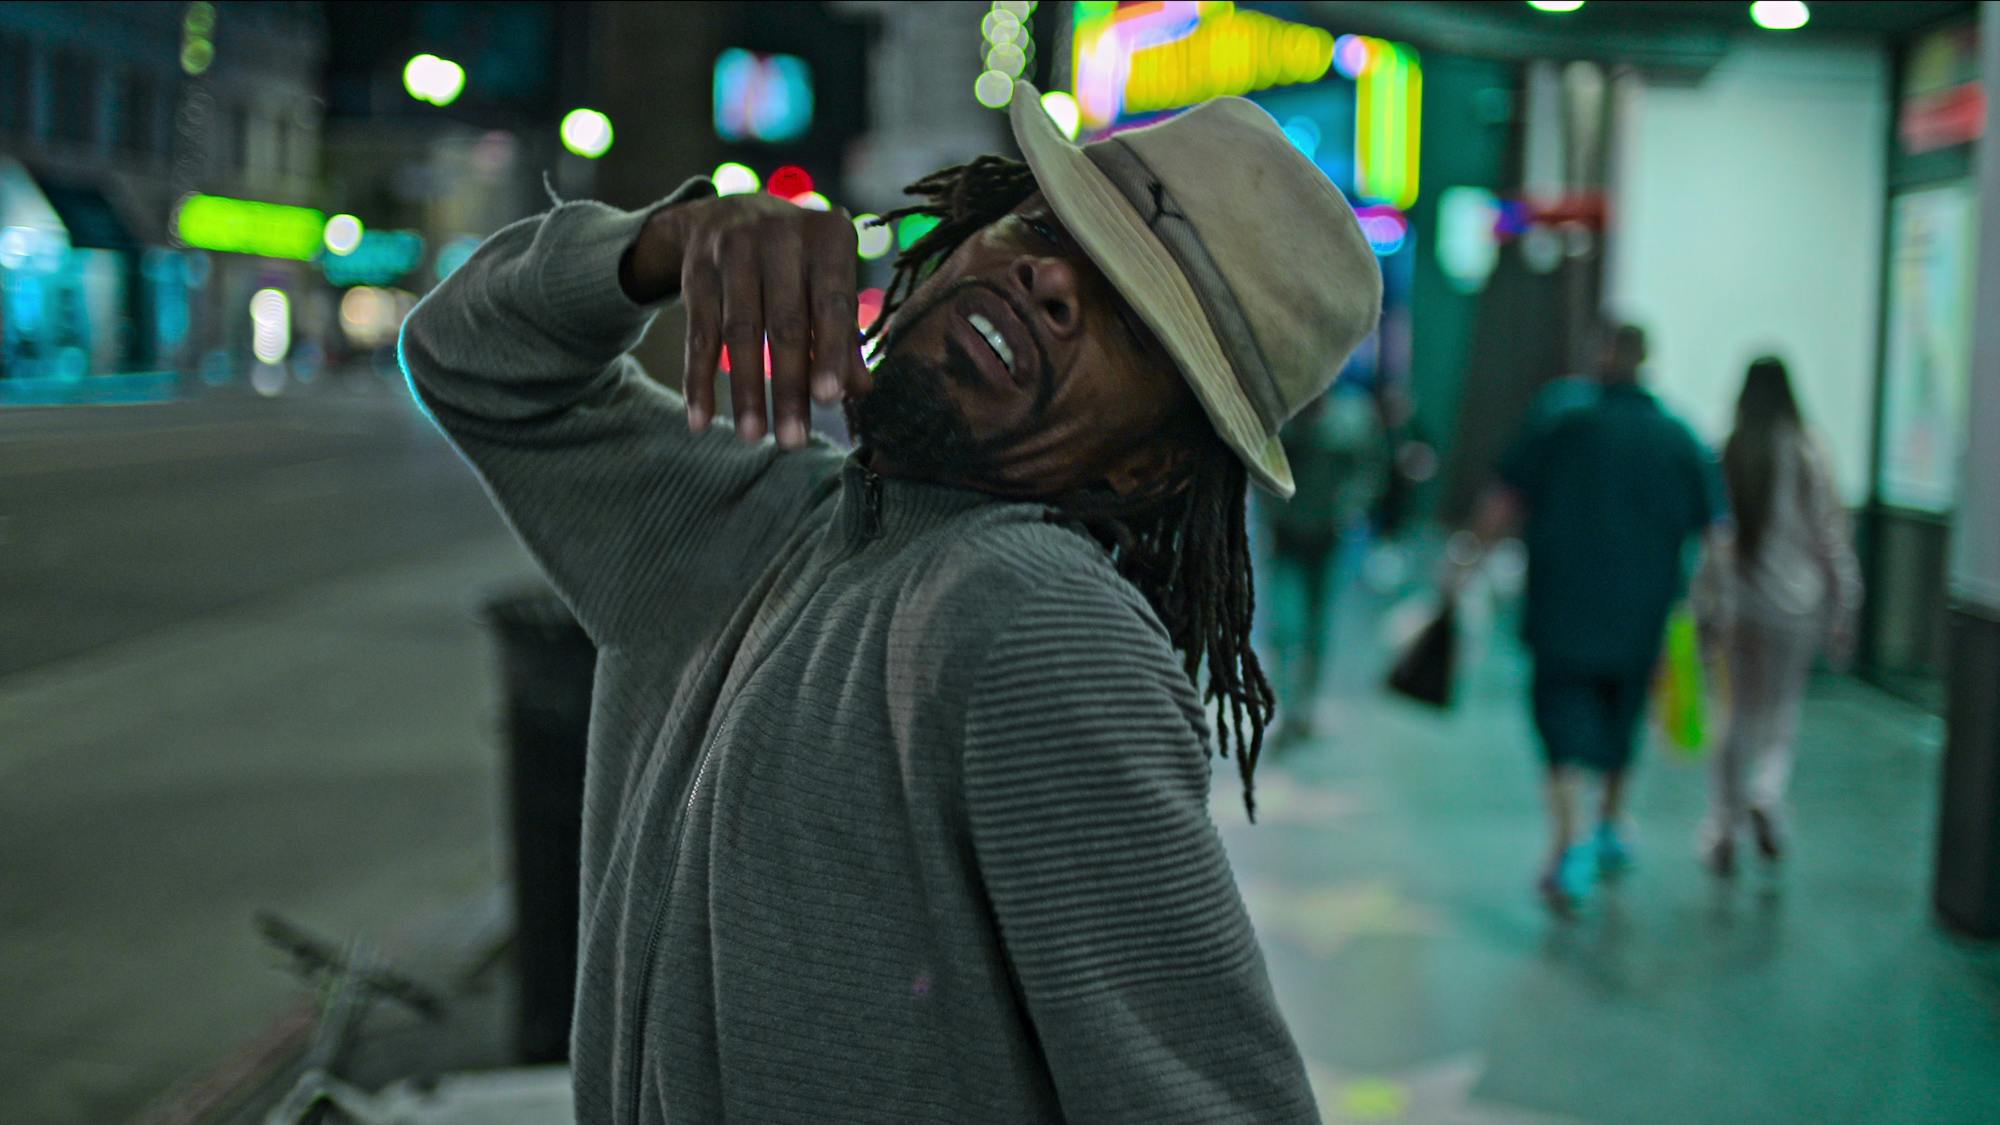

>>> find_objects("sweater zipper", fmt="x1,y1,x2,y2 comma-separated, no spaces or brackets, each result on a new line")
861,467,884,540
626,732,713,1122
625,474,881,1122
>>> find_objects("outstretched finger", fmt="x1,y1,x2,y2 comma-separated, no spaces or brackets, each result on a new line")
806,214,861,405
681,255,722,433
719,244,768,442
762,236,813,449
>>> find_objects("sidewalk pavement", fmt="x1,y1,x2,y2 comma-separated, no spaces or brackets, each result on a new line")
1215,545,2000,1124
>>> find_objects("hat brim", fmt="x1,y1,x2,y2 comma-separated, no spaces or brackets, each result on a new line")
1009,81,1294,498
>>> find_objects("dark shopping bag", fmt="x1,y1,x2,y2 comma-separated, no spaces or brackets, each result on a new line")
1386,596,1457,708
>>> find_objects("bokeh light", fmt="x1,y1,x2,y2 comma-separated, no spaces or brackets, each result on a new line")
981,9,1024,45
985,42,1027,78
792,191,831,212
854,216,893,260
1526,0,1586,11
974,70,1014,109
1281,116,1321,159
1749,1,1810,30
1039,90,1081,140
897,214,941,250
322,214,363,256
181,1,215,75
1333,34,1373,79
560,108,614,158
402,54,465,107
1353,205,1409,256
767,165,814,199
434,235,481,281
712,162,761,196
338,286,402,347
857,287,886,333
249,288,291,364
712,49,815,144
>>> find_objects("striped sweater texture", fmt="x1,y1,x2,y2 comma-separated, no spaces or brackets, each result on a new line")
400,187,1318,1125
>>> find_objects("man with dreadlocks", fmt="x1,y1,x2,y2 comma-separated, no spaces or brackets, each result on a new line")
402,83,1379,1124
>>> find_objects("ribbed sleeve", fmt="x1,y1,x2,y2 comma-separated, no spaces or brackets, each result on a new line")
961,579,1319,1124
397,185,841,644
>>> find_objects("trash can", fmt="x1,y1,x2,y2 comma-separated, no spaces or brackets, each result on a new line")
484,588,596,1063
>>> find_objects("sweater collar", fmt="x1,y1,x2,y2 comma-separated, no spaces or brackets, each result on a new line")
836,450,1010,543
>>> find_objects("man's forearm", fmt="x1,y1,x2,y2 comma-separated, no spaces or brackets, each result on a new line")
402,181,711,428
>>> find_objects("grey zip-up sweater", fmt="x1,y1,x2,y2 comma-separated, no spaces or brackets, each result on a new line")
400,185,1318,1125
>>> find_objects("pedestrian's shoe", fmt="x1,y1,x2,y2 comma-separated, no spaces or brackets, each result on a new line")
1594,822,1635,880
1536,845,1596,915
1748,806,1784,864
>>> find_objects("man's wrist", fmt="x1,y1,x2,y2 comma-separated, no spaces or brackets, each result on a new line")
620,204,689,305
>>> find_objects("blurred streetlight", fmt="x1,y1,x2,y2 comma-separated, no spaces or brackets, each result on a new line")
974,70,1014,109
403,54,466,107
1526,1,1586,12
181,1,216,75
323,214,363,256
250,289,291,365
854,215,893,260
1039,91,1081,140
1749,1,1809,30
712,163,761,196
561,108,615,158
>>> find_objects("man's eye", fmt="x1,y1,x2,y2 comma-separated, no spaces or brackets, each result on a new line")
1024,216,1062,247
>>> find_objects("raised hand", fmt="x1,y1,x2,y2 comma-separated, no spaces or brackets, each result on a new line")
622,193,872,449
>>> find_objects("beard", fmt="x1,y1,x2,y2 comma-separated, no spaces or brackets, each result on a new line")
844,280,1053,484
843,337,999,481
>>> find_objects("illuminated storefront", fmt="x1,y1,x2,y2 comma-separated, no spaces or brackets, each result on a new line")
0,159,140,385
1863,15,1985,703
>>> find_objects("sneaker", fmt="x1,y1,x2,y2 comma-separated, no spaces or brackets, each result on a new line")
1748,807,1784,863
1537,845,1596,914
1594,822,1635,879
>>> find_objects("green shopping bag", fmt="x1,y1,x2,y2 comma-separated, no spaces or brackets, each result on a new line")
1653,606,1713,760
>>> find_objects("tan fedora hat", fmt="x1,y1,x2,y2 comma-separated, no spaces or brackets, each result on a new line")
1009,81,1383,499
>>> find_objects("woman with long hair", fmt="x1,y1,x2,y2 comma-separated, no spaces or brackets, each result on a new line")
1697,357,1862,875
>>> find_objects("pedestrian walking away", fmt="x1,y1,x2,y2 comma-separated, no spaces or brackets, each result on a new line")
400,82,1382,1124
1462,324,1729,914
1694,356,1862,876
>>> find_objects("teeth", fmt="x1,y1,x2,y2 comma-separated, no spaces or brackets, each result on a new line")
967,312,1015,373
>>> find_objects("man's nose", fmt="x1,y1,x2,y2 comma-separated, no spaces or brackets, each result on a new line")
1011,255,1082,341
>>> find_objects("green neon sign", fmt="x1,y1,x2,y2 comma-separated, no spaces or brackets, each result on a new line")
174,194,326,261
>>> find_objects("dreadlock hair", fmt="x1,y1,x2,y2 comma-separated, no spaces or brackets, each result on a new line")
867,155,1276,821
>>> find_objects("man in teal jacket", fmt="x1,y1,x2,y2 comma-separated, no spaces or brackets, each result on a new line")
1471,325,1728,913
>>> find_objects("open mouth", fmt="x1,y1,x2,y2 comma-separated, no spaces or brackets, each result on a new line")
965,311,1016,376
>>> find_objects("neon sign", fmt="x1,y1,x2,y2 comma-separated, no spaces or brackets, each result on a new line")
1073,2,1334,129
1350,36,1422,210
321,230,426,287
713,49,814,144
172,194,325,261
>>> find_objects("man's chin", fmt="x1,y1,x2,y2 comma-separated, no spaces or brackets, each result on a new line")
845,350,993,482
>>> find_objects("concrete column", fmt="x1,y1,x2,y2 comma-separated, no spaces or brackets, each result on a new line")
1934,0,2000,938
